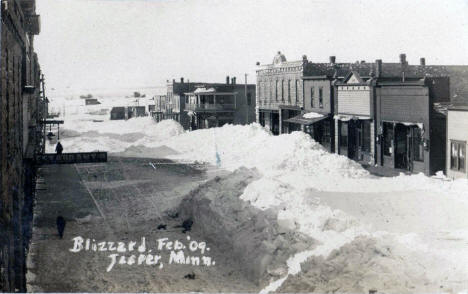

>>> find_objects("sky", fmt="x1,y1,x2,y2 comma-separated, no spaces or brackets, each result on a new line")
34,0,468,94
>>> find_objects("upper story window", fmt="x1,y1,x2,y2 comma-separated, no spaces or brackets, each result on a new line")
319,87,323,108
270,80,274,101
281,80,284,101
295,80,299,102
288,80,291,102
310,87,315,108
275,80,278,101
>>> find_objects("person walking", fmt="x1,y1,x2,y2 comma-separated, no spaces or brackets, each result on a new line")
55,141,63,154
56,215,66,239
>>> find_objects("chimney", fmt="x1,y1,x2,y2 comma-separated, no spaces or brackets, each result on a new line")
375,59,382,78
420,57,426,67
172,79,175,83
226,76,230,85
180,77,184,83
233,77,237,85
399,53,407,65
360,60,365,64
329,56,336,64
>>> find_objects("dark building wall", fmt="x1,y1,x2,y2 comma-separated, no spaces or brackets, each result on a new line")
1,1,43,291
232,84,256,125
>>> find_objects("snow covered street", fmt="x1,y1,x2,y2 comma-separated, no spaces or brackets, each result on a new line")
33,95,468,293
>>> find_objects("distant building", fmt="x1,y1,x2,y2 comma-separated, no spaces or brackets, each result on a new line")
151,94,167,122
164,77,255,130
110,107,126,120
446,104,468,179
85,98,101,105
184,81,256,130
127,106,146,118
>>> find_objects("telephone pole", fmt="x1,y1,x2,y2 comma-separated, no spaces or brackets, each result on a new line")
245,73,248,123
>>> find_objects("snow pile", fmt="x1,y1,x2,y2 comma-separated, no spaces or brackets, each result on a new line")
52,102,468,292
302,112,324,119
58,118,184,153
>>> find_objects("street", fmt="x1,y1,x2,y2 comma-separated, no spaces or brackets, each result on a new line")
27,156,257,292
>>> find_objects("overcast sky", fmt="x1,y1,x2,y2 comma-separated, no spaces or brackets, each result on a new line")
35,0,468,93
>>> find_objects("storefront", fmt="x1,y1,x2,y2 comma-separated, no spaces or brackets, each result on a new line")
336,116,372,162
258,110,280,135
380,121,425,172
284,112,333,151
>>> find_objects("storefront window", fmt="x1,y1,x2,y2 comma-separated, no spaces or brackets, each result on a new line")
383,122,393,156
413,128,424,162
451,141,466,172
362,121,371,152
340,122,348,148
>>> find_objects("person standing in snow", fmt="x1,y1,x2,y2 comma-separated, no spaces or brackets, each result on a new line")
56,215,66,239
55,141,63,154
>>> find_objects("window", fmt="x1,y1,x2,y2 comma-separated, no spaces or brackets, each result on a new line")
288,80,291,102
310,87,315,108
383,122,393,156
208,95,214,104
413,128,424,162
319,87,323,108
451,141,466,172
281,80,284,101
247,93,252,106
295,80,299,102
361,121,371,152
270,80,273,100
340,122,348,148
275,80,278,100
258,82,262,99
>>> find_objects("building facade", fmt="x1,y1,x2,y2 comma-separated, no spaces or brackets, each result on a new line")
446,105,468,179
256,52,305,135
1,0,44,291
374,77,449,175
184,82,256,130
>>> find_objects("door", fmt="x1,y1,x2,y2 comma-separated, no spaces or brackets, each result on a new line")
348,121,357,160
394,124,408,169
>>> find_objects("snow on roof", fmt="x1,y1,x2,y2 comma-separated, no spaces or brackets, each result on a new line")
303,112,324,119
194,87,216,93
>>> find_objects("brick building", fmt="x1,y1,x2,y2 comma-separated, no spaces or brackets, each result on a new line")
256,52,305,135
1,0,45,291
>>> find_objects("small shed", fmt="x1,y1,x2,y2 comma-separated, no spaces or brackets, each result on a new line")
110,107,126,120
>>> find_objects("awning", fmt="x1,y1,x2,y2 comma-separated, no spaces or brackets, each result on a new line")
284,114,328,125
